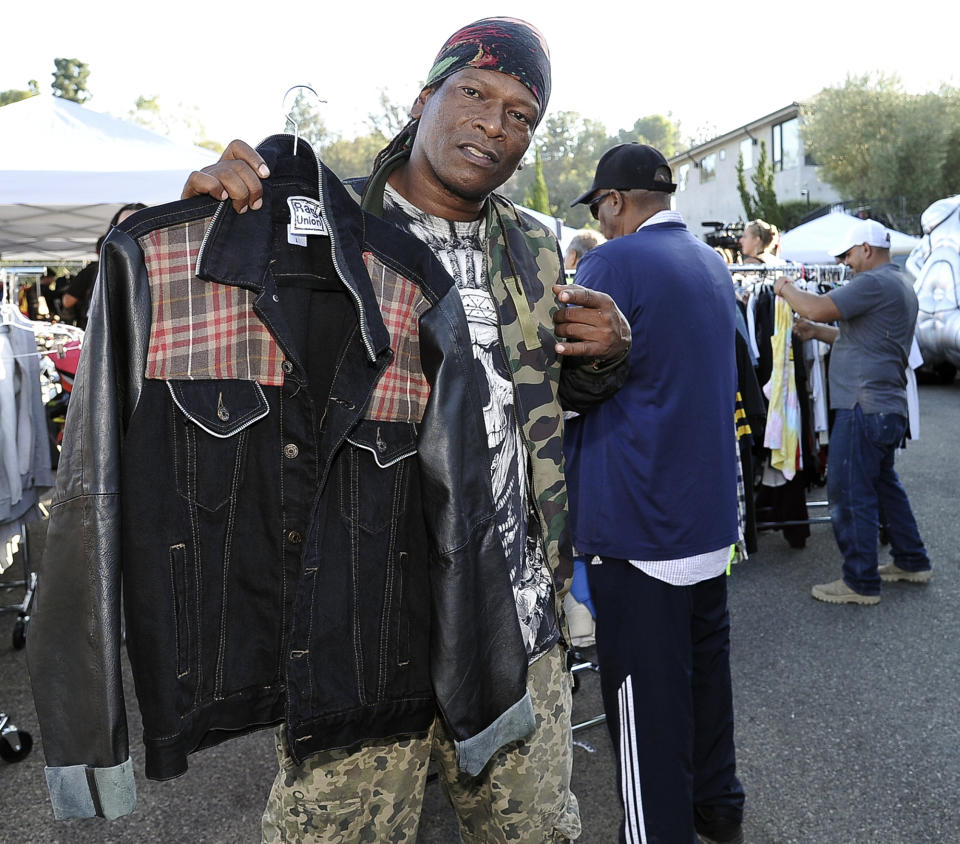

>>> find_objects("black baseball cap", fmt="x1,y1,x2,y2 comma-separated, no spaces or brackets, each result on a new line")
570,143,677,207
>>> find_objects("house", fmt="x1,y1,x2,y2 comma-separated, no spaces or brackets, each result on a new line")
667,103,842,245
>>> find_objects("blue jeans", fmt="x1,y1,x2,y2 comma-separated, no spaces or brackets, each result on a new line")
828,406,930,595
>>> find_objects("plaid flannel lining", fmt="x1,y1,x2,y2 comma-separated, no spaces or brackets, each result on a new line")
362,252,431,422
140,220,284,386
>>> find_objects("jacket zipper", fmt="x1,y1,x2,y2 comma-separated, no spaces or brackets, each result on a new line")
194,200,227,276
314,151,377,363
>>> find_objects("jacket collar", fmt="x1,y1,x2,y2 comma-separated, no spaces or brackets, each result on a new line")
196,134,391,363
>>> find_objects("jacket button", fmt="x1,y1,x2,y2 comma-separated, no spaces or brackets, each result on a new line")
217,407,230,421
281,360,294,374
283,443,299,459
287,530,303,544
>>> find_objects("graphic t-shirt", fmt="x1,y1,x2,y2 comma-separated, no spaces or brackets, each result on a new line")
383,184,557,659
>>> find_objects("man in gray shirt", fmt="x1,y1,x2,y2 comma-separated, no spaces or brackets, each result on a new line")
774,219,930,605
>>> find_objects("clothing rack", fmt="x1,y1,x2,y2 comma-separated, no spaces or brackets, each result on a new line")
1,297,79,648
731,263,837,540
0,277,39,761
728,263,849,296
1,520,38,649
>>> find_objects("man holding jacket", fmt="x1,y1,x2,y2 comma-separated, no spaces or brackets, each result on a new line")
181,18,630,843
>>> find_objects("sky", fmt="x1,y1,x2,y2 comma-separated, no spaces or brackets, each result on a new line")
3,1,958,156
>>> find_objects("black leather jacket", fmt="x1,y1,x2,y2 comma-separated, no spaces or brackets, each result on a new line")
26,135,534,820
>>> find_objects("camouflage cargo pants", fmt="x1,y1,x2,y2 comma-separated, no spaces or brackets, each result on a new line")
261,643,580,843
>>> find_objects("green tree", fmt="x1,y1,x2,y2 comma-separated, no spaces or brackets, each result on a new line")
128,95,224,153
801,74,960,229
366,90,410,139
778,200,816,232
129,95,168,133
502,111,610,226
196,138,226,154
320,132,390,180
51,58,91,103
285,90,331,149
0,80,39,107
736,141,783,229
524,149,551,214
615,114,680,157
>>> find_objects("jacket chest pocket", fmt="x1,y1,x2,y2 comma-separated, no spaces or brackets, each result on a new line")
168,380,270,512
340,420,418,533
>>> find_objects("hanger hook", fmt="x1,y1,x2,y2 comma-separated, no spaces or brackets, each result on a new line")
282,85,326,156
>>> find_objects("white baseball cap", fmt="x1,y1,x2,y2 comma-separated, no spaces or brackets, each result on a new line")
829,218,892,257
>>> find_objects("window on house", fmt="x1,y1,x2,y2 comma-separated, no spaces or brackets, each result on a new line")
772,117,800,171
677,163,690,192
719,149,726,161
739,138,753,170
700,153,717,183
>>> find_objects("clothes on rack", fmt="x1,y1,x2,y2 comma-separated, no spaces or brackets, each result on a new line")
802,338,831,440
905,336,923,441
740,284,813,546
763,296,801,481
731,262,923,549
0,312,55,572
735,331,765,554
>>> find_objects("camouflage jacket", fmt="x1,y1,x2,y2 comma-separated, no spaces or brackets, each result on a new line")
355,152,630,609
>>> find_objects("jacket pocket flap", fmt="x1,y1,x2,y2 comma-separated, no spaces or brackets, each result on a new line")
167,380,269,438
347,420,417,467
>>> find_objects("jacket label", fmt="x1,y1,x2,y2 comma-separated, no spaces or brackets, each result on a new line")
287,196,328,237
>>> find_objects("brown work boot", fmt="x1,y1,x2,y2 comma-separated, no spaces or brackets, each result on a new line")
811,579,880,605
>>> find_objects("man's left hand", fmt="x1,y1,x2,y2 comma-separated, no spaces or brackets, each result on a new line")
552,284,631,360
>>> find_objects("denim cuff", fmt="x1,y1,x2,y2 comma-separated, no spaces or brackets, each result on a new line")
45,757,136,820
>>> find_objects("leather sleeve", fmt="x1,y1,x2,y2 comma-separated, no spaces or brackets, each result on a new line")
557,348,631,414
26,228,150,820
415,287,535,776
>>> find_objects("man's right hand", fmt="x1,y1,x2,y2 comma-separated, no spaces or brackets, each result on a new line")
181,140,271,214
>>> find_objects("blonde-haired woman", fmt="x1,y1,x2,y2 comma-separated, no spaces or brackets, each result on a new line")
739,219,781,264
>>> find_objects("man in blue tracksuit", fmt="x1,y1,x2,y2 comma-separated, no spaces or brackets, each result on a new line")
565,144,745,844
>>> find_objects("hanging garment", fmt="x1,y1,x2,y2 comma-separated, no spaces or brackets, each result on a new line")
906,336,923,441
804,338,830,438
763,297,801,480
744,291,761,364
0,322,54,535
735,332,764,554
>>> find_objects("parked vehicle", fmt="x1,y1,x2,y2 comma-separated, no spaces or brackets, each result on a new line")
906,195,960,383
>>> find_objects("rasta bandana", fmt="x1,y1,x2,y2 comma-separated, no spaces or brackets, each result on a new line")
424,17,551,122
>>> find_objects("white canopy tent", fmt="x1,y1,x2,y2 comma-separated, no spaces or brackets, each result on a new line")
0,95,219,261
0,96,581,263
779,210,919,266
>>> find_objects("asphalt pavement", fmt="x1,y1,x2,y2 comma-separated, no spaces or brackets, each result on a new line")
1,381,957,843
